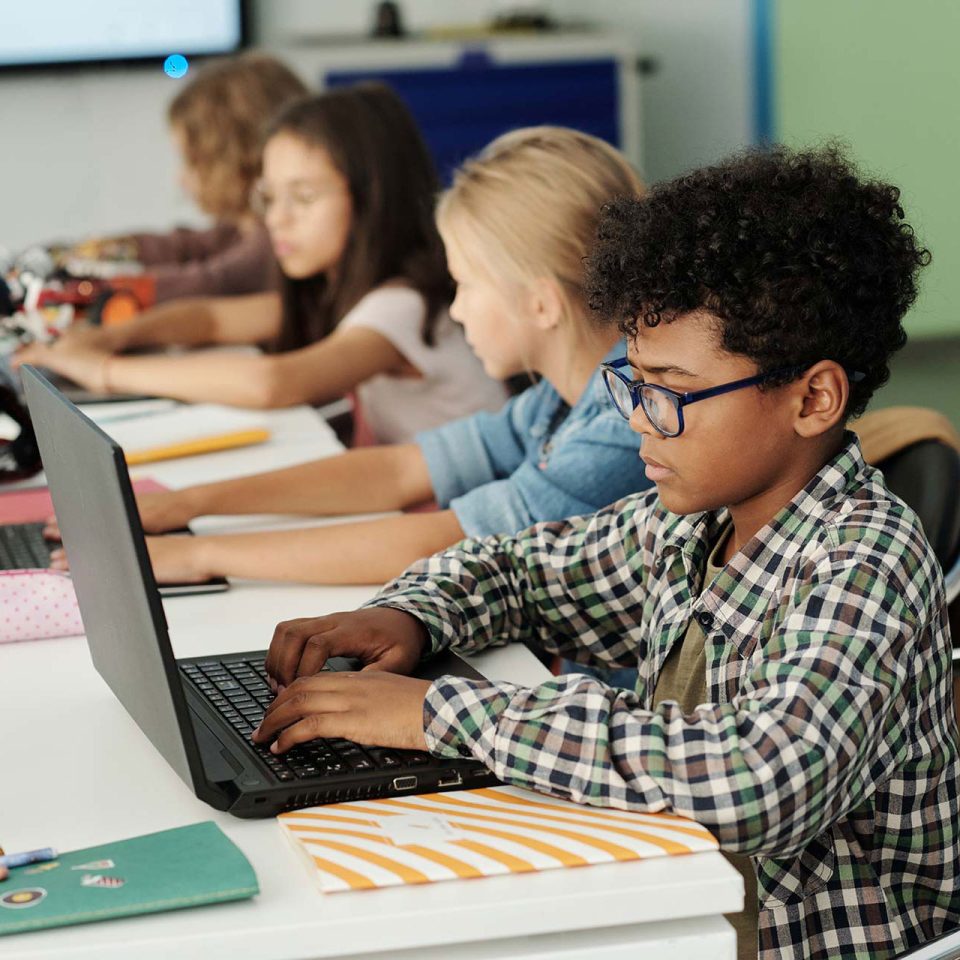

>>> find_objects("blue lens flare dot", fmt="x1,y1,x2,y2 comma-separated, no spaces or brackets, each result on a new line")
163,54,189,79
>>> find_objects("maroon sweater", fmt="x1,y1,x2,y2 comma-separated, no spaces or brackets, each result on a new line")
134,223,277,303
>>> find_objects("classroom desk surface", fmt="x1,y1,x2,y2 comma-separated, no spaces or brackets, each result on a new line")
1,403,742,960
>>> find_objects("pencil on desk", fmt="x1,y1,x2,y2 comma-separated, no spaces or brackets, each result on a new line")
124,428,271,465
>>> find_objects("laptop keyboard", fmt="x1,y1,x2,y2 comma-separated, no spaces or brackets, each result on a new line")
180,657,433,782
0,523,54,569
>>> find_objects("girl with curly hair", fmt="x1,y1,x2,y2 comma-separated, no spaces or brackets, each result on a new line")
72,52,307,303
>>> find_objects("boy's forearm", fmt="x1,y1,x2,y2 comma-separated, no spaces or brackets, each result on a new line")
369,500,649,664
366,533,545,657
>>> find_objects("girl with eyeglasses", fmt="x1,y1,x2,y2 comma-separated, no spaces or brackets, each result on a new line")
44,127,655,599
15,83,506,443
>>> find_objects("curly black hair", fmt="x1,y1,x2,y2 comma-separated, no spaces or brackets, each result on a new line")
585,144,930,418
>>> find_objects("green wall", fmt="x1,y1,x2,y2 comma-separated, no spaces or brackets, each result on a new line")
774,0,960,340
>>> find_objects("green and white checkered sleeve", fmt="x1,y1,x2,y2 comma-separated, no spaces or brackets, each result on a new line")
365,493,655,668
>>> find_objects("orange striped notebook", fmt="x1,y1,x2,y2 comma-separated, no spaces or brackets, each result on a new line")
277,785,718,893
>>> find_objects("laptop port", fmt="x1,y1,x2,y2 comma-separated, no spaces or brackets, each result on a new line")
438,772,462,788
392,776,418,791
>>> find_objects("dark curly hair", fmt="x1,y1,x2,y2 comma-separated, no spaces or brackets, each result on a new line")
585,144,930,418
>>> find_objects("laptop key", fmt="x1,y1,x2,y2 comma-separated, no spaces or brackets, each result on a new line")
344,756,373,771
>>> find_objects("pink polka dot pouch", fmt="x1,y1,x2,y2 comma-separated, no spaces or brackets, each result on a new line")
0,570,84,642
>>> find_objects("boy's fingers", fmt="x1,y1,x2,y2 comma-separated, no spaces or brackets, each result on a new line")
254,682,347,743
265,619,313,688
270,713,344,754
360,645,419,674
294,632,338,681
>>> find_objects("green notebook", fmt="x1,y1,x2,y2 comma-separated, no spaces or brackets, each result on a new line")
0,821,258,936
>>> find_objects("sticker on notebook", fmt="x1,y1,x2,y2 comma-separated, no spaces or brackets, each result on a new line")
380,813,467,848
80,874,126,889
1,888,47,908
71,859,115,871
24,861,60,875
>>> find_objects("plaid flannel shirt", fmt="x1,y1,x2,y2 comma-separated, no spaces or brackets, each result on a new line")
368,435,960,960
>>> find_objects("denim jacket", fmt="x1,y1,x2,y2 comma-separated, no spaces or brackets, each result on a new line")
416,343,651,537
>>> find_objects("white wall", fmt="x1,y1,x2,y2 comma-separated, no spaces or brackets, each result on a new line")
0,0,754,253
0,66,198,253
257,0,755,184
550,0,754,183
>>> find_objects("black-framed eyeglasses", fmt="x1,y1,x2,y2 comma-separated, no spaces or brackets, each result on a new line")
601,356,864,438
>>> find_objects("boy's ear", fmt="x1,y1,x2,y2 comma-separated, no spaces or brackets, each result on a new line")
526,276,565,332
792,360,850,438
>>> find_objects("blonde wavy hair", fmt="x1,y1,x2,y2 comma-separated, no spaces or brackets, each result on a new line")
437,127,645,335
168,52,307,222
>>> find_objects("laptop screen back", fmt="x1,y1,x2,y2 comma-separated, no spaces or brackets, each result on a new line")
21,366,202,791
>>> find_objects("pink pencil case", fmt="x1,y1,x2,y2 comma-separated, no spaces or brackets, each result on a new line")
0,569,84,643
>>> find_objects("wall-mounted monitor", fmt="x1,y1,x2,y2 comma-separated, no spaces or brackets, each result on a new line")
0,0,245,70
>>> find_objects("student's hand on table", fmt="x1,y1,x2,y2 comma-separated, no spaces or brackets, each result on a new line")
264,608,429,690
253,671,433,754
141,534,211,583
49,533,210,584
136,490,198,534
42,515,61,542
12,338,110,392
46,491,199,539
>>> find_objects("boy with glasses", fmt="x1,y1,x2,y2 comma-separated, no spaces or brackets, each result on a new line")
255,146,960,960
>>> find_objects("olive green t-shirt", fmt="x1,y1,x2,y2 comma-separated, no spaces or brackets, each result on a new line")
651,527,758,960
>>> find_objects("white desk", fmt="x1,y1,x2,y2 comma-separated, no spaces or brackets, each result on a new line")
2,404,742,959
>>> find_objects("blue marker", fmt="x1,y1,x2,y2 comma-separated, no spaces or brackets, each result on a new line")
163,54,189,79
0,848,58,869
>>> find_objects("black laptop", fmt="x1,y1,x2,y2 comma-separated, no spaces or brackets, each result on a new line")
22,366,497,818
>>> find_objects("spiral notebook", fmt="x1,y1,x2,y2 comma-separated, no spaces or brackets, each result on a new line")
278,785,718,893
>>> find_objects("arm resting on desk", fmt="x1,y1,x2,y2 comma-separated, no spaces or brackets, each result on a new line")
148,510,467,585
137,443,434,531
77,325,408,409
62,292,282,353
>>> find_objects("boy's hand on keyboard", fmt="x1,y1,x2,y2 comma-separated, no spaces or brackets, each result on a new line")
42,515,61,541
266,608,428,691
253,671,432,754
